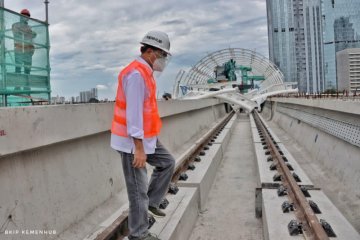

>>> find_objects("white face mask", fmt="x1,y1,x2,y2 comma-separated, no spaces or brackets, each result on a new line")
151,51,171,72
153,57,167,72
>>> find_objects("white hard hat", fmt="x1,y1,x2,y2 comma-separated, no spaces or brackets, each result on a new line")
140,30,171,55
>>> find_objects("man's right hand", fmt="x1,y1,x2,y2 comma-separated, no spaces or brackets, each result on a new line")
133,149,147,168
133,138,147,168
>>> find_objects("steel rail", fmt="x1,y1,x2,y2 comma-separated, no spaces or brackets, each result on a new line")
95,110,235,240
171,110,235,183
252,111,329,240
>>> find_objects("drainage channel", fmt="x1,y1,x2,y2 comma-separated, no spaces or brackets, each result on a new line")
252,111,331,240
94,111,235,240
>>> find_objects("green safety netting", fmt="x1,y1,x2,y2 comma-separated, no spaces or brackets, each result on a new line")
0,7,50,107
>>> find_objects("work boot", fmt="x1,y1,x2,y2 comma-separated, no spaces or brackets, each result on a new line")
139,233,160,240
148,206,166,218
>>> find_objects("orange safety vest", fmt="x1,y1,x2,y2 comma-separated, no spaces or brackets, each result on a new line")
111,60,162,138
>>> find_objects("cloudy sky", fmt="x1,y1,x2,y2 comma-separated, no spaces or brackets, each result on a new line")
4,0,269,100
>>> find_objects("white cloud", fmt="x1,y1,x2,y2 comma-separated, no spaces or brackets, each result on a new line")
85,64,107,71
4,0,269,99
96,84,108,90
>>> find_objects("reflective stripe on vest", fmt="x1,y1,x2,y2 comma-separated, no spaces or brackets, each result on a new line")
111,60,162,138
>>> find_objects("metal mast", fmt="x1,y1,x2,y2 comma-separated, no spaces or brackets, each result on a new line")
0,0,4,106
44,0,49,23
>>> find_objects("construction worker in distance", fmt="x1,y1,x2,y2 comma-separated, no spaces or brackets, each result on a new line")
12,9,36,76
111,31,175,240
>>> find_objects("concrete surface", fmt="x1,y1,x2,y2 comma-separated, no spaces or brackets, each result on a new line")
0,133,124,240
69,187,199,240
308,190,360,239
81,190,129,240
250,113,313,188
251,127,263,143
262,113,360,233
178,143,223,211
0,99,227,240
270,97,360,115
249,114,281,144
81,112,235,240
0,103,113,157
256,114,282,143
262,189,360,240
261,189,303,240
160,100,226,159
212,115,237,157
174,113,230,175
223,115,237,128
256,113,270,128
267,110,360,197
249,113,257,129
189,113,263,240
1,96,359,240
0,99,224,157
253,142,314,188
152,187,198,240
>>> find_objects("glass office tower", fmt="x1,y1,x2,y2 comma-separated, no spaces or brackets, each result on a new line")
266,0,297,83
323,0,360,90
303,0,325,93
267,0,324,93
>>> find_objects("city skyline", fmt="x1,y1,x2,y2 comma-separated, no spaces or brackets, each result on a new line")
3,1,359,97
52,87,99,104
3,0,269,100
267,0,360,93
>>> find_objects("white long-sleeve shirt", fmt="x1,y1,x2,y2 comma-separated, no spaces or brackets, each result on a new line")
111,57,157,154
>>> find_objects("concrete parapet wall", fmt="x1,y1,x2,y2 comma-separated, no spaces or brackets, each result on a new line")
270,97,360,115
0,99,226,239
262,98,360,200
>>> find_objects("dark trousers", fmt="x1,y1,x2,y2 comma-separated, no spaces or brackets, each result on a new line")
118,140,175,239
15,51,33,74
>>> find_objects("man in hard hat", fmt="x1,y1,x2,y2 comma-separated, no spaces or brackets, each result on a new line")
111,31,175,240
12,9,36,76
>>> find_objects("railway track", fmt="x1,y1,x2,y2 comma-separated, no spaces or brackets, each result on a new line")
251,110,360,239
94,111,235,240
92,110,359,240
253,111,330,240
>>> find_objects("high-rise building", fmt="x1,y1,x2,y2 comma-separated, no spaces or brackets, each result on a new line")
50,95,65,104
336,48,360,93
266,0,324,93
79,88,99,103
303,0,324,93
266,0,297,83
90,88,98,99
322,0,360,90
80,91,86,103
51,97,57,105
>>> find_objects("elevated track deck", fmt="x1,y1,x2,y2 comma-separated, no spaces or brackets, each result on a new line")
0,99,359,240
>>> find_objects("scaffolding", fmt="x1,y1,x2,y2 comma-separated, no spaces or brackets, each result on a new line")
0,7,50,107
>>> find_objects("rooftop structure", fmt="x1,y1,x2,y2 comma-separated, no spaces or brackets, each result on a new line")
178,48,285,94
